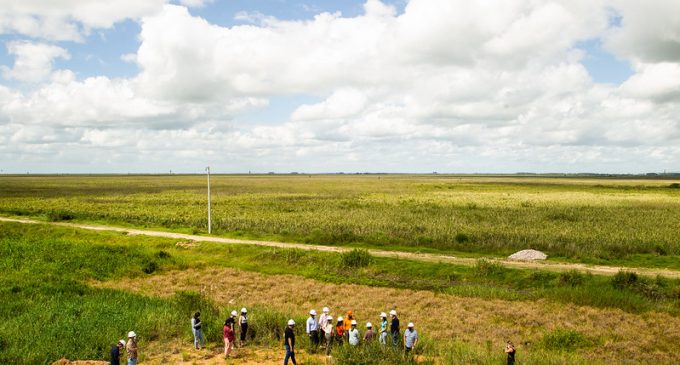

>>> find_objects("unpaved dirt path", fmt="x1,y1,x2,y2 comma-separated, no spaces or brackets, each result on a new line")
2,216,679,279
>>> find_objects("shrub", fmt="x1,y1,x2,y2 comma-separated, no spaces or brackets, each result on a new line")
342,249,373,268
612,271,638,290
47,210,75,221
558,270,585,287
669,183,680,189
141,260,158,274
454,232,470,243
474,259,505,277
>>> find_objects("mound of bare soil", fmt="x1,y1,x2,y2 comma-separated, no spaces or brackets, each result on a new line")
508,249,547,261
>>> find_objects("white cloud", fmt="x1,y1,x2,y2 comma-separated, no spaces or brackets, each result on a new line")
1,41,70,82
0,0,165,41
1,0,680,173
604,0,680,63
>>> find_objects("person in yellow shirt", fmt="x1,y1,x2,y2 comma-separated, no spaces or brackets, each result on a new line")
343,310,355,341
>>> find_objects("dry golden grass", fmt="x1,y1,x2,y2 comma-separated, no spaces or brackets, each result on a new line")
96,267,680,364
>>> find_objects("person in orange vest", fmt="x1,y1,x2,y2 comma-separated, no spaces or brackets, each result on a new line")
343,311,355,341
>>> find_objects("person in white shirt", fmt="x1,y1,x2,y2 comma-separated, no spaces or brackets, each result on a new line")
306,309,319,347
324,316,334,357
379,312,388,345
348,320,360,346
318,307,330,347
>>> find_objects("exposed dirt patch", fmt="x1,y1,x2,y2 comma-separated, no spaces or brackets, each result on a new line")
95,267,680,364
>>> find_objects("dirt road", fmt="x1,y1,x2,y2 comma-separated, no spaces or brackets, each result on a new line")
2,216,679,279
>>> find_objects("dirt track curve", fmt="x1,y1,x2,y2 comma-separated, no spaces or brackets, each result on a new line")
2,216,679,279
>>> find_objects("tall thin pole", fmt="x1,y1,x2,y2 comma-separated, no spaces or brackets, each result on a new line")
206,166,211,234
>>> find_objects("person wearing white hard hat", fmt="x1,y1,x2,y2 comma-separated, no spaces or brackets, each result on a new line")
389,310,400,348
306,309,319,348
323,316,334,357
334,317,345,346
238,307,248,347
379,312,388,345
125,331,138,365
318,307,330,348
348,320,360,346
363,322,375,342
110,339,126,365
284,319,297,365
403,322,418,354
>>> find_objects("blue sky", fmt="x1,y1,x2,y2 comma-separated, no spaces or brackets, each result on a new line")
0,0,679,174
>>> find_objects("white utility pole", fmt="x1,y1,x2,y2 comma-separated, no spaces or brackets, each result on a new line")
206,166,212,234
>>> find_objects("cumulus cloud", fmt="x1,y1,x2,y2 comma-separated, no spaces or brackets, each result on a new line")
0,0,164,41
1,0,680,173
1,41,70,82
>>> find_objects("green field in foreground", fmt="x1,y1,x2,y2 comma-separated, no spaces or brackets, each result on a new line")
4,222,677,364
1,175,680,266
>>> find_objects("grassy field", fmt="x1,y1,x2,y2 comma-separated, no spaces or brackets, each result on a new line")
1,175,680,267
2,222,680,364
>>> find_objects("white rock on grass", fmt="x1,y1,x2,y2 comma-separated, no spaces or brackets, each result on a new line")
508,249,547,261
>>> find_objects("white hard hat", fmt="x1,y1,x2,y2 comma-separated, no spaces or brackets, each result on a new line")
310,309,317,316
366,322,373,328
337,316,344,321
118,339,126,346
323,307,330,313
241,307,247,313
128,331,136,338
288,319,295,326
407,322,414,328
351,320,357,325
380,312,387,318
389,310,397,316
231,310,237,317
327,316,333,321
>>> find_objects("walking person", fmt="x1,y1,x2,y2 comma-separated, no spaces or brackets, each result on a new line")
239,307,249,347
389,310,400,348
335,316,345,346
306,309,319,348
403,322,418,354
223,317,235,358
505,341,516,365
318,307,330,347
348,320,360,346
110,339,125,365
284,319,297,365
379,312,388,345
364,322,375,342
125,331,138,365
324,316,334,357
191,312,205,349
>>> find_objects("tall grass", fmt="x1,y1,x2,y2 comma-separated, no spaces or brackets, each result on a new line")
1,175,679,263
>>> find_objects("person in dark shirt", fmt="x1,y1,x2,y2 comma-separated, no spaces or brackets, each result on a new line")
110,339,125,365
284,319,297,365
389,310,400,348
505,341,516,365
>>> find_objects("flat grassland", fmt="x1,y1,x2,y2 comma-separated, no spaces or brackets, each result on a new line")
1,174,679,265
2,175,680,364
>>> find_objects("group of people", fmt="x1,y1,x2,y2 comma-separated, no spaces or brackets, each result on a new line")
109,331,138,365
220,307,249,357
111,308,515,365
280,307,419,364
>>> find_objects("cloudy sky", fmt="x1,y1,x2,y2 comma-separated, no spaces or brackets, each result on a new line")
1,0,679,174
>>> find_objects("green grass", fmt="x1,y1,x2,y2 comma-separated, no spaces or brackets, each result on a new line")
1,175,680,266
1,221,678,363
